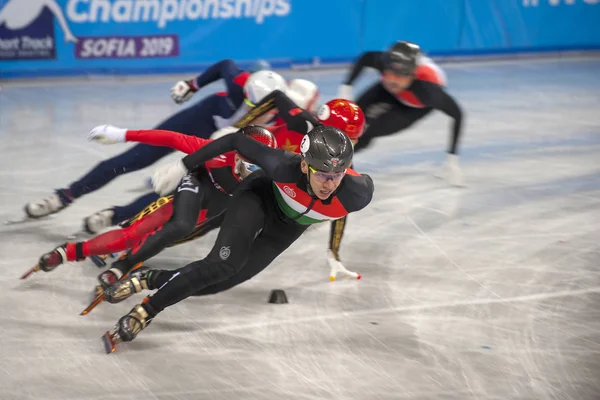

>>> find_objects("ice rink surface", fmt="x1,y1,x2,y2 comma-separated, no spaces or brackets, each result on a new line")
1,56,600,400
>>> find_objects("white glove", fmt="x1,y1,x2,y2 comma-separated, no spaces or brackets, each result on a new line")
170,80,197,104
152,159,188,196
327,250,361,281
88,124,127,145
434,154,465,187
210,126,239,140
337,84,354,101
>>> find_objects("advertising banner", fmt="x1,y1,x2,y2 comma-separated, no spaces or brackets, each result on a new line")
0,0,362,77
1,0,599,78
362,0,600,55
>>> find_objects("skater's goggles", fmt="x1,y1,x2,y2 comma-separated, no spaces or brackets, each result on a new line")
308,166,346,183
382,70,414,82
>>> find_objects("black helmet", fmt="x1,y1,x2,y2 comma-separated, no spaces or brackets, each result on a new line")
382,41,421,76
300,125,353,173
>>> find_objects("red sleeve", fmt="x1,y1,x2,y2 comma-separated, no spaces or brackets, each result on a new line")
125,130,211,154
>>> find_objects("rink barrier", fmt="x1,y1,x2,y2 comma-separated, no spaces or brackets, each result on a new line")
1,0,599,79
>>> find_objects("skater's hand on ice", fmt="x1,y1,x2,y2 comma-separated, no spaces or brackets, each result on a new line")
88,125,127,145
171,80,198,104
434,154,465,187
337,84,354,101
327,250,361,281
152,159,188,196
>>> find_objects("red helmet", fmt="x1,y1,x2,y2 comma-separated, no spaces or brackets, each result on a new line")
237,126,278,167
316,99,365,141
241,125,278,149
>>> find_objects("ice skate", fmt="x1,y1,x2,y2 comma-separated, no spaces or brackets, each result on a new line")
97,256,136,289
102,302,154,354
97,265,125,289
80,262,145,316
83,208,115,234
20,244,68,279
24,190,72,219
91,267,122,301
103,267,152,304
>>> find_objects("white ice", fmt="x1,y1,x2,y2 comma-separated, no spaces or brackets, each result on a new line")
0,56,600,400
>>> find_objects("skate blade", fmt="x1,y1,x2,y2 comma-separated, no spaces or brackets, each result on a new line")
20,264,40,280
81,292,105,315
102,330,120,354
5,214,55,226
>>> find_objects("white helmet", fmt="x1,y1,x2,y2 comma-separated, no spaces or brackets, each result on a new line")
243,70,287,107
286,79,320,114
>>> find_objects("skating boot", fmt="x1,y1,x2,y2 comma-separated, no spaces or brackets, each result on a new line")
20,244,68,279
97,266,123,290
102,302,156,353
103,267,154,304
94,257,132,296
82,261,145,316
24,189,73,219
83,208,115,234
39,245,69,271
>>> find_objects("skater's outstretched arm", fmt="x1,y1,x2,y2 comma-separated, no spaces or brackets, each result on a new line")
416,81,464,154
231,91,279,128
344,51,384,85
172,60,248,105
269,90,320,133
210,90,314,141
235,89,317,133
192,59,247,94
125,129,211,154
89,125,211,154
182,130,293,178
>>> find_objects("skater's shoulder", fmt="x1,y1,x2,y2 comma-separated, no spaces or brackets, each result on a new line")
335,170,374,210
343,170,374,191
413,57,447,87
